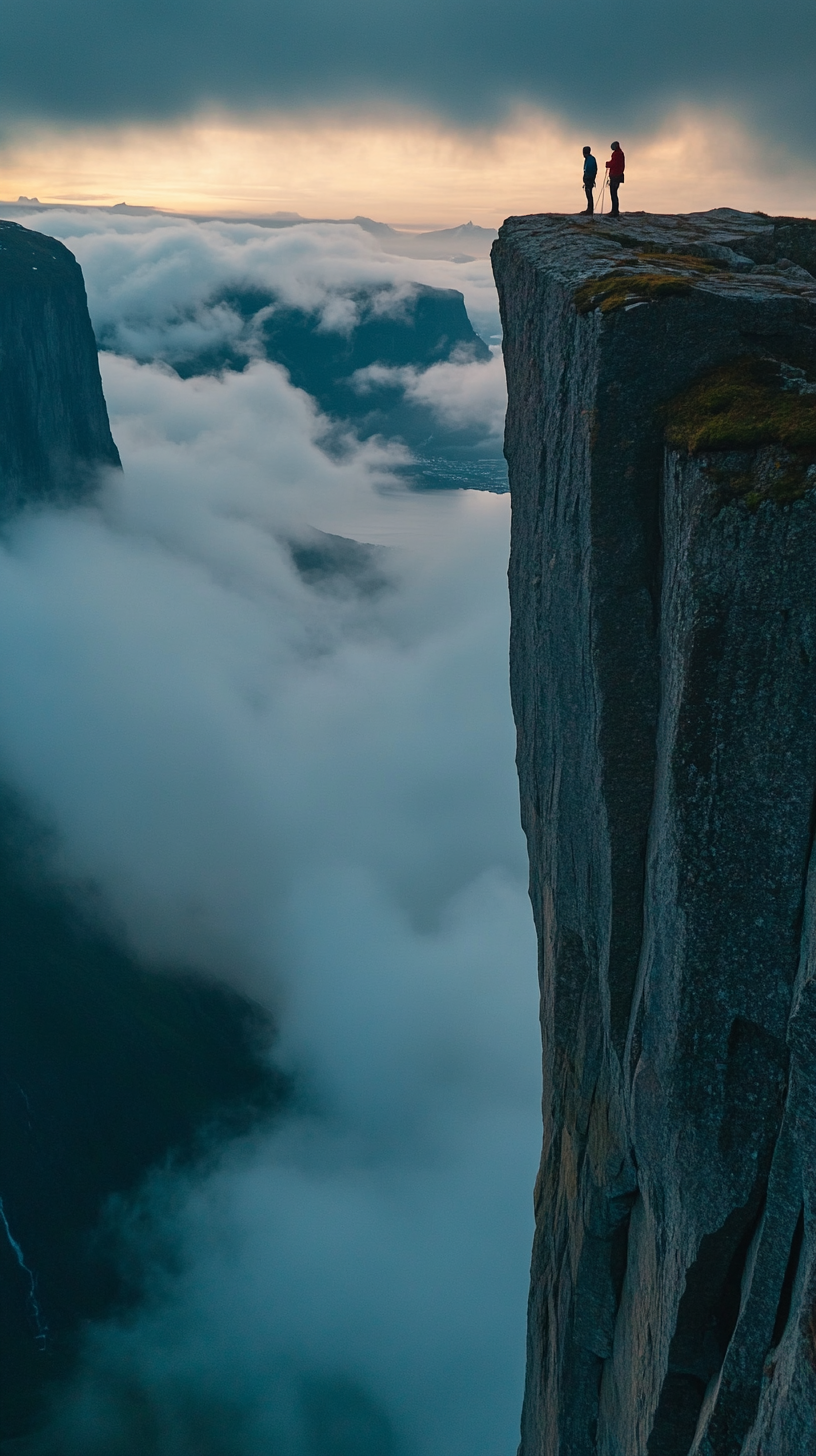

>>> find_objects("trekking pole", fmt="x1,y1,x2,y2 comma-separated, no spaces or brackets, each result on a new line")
599,172,608,215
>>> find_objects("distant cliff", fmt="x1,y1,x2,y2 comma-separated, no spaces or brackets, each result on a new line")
92,276,499,483
0,229,280,1442
0,220,120,514
493,210,816,1456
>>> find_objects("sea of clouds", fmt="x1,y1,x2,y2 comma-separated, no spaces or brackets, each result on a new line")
0,213,538,1456
10,207,504,386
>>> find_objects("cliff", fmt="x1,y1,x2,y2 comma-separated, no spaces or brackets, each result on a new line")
124,279,496,477
0,220,120,514
0,232,280,1441
492,209,816,1456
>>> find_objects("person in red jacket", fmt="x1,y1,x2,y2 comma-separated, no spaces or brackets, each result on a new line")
605,142,625,217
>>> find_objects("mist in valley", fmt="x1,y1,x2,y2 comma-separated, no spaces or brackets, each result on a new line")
0,212,540,1456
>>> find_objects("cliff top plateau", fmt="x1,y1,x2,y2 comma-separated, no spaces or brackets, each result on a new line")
502,206,816,291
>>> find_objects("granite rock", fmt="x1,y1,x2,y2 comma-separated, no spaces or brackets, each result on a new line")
492,209,816,1456
0,219,120,514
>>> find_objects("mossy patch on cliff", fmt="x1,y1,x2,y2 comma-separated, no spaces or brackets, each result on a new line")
666,357,816,453
637,251,717,273
574,270,693,314
703,451,816,508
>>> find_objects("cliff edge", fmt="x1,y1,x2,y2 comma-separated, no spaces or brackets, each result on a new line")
0,219,120,513
492,209,816,1456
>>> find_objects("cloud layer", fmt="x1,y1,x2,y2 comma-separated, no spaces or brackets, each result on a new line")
10,207,503,415
0,217,537,1453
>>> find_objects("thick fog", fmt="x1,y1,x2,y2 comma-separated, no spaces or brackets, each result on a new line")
0,216,540,1454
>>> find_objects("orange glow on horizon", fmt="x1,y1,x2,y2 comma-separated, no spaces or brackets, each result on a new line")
1,108,814,227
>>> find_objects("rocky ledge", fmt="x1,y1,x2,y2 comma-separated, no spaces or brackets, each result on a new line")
0,219,120,514
492,209,816,1456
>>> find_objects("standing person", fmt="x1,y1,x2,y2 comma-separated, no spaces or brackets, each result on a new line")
605,141,625,217
582,146,598,214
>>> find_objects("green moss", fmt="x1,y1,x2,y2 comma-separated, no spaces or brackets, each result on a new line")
572,244,718,318
763,461,815,505
637,251,717,272
705,465,753,497
706,456,814,509
666,357,816,453
574,271,692,314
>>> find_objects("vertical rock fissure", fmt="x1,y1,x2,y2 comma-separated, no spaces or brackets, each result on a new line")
792,782,816,953
589,428,664,1058
771,1207,805,1349
647,1196,767,1456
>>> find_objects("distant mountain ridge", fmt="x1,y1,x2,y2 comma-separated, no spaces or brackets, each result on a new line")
1,201,498,261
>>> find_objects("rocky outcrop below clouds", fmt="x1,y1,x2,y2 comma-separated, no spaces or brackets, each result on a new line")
492,209,816,1456
118,277,500,477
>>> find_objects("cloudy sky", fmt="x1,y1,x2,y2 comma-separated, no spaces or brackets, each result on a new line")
1,0,814,221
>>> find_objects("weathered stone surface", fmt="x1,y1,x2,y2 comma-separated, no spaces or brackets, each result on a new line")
0,219,120,513
492,210,816,1455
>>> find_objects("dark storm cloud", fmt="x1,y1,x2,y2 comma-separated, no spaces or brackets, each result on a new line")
2,0,814,144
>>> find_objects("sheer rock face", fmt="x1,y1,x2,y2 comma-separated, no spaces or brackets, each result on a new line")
492,210,816,1456
0,219,120,514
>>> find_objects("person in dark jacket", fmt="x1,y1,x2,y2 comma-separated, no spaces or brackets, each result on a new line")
582,146,598,214
605,142,625,216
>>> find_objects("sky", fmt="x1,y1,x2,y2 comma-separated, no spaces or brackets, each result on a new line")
1,0,815,222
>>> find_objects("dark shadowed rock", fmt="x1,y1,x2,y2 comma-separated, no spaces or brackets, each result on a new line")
492,209,816,1456
0,221,120,514
144,280,489,398
286,527,392,596
259,283,490,403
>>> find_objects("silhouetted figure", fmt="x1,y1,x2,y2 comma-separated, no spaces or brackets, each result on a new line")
605,142,625,217
582,146,598,215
